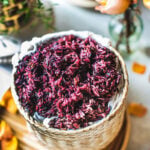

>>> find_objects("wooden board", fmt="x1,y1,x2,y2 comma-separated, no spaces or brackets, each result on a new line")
0,89,131,150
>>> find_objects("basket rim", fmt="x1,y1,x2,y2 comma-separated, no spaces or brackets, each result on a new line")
11,30,128,135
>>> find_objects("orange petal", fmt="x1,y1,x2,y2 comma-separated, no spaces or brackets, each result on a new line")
0,90,18,114
132,62,146,74
1,90,12,101
1,136,18,150
6,98,18,114
128,102,147,117
96,0,107,6
143,0,150,9
0,90,11,107
132,0,138,4
0,121,13,140
95,0,130,15
95,5,104,11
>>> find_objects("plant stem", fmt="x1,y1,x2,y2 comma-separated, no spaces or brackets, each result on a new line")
115,9,132,54
124,9,131,54
115,29,124,51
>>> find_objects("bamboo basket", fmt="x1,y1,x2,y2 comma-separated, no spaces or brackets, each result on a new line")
11,31,128,150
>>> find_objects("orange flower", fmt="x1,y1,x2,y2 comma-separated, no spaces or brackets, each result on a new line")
95,0,130,15
0,89,17,114
128,102,147,117
132,62,146,74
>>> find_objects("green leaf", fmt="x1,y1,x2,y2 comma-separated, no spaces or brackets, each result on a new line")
37,0,43,8
2,0,9,6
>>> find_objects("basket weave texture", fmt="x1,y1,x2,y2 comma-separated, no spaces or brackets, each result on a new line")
0,0,29,33
11,31,128,150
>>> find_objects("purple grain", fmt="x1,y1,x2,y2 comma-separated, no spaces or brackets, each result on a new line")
14,35,122,130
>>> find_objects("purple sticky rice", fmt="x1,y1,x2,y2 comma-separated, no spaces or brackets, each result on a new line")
15,35,122,130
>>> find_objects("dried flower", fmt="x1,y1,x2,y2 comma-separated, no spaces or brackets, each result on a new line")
132,62,146,74
128,102,147,117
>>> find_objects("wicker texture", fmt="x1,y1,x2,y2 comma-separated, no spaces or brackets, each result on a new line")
11,31,128,150
0,0,29,33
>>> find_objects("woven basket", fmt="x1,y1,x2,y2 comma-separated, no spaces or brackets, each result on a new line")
11,31,128,150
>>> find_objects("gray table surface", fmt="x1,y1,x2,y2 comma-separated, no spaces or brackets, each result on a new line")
0,0,150,149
